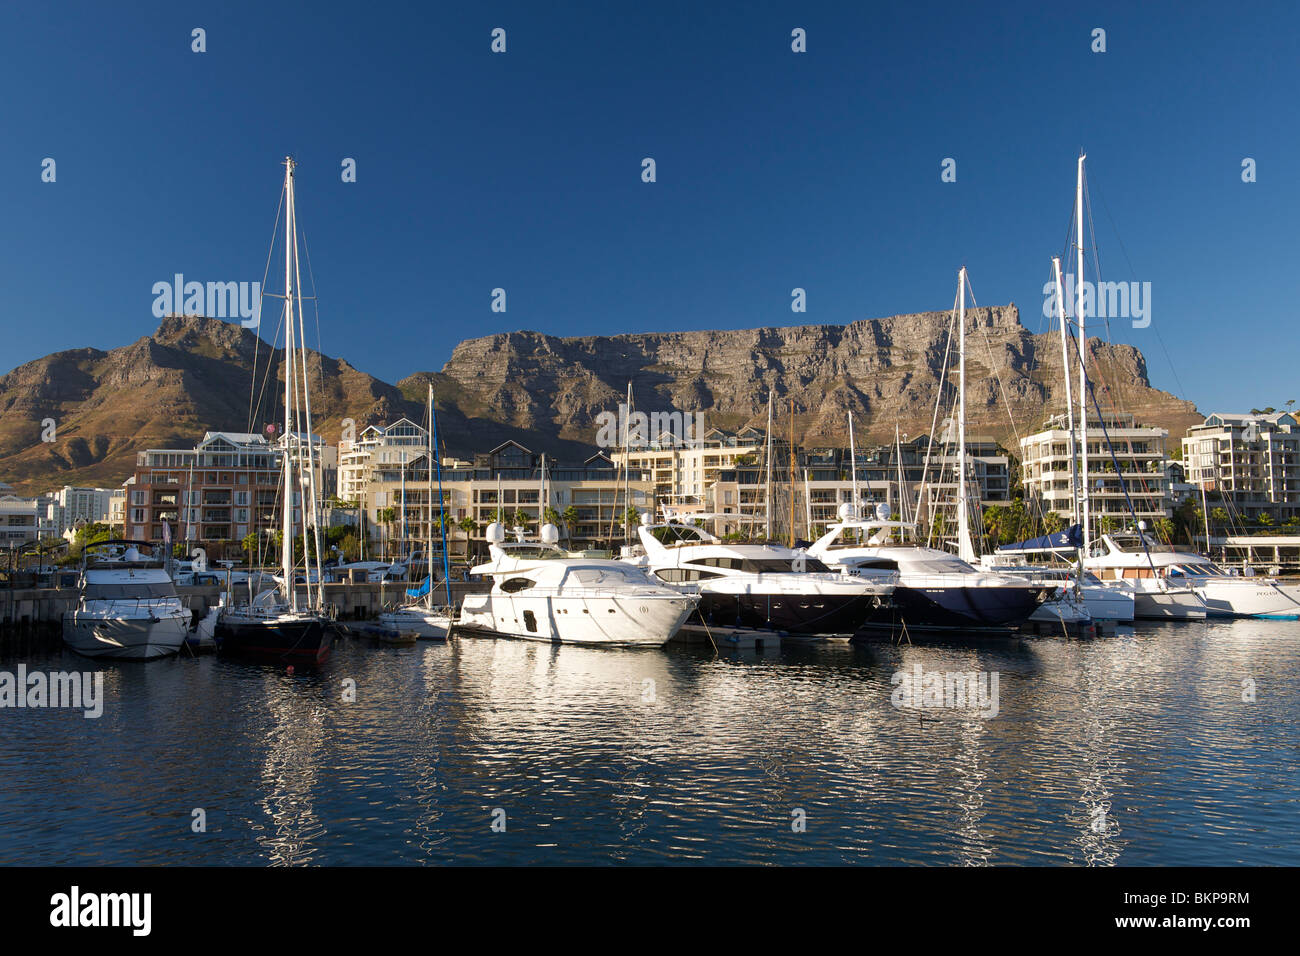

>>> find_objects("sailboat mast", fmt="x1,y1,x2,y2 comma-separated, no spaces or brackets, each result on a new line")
1077,153,1090,555
429,382,453,607
848,410,859,518
1053,256,1080,527
788,399,796,548
427,384,434,609
765,390,773,541
280,157,296,610
956,267,972,562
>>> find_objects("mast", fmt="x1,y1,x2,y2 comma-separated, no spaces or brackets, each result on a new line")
955,267,977,564
279,157,296,609
764,390,774,541
427,386,434,608
624,382,632,545
788,398,796,547
430,382,453,609
1077,152,1090,555
894,425,907,527
848,411,859,519
1053,256,1081,527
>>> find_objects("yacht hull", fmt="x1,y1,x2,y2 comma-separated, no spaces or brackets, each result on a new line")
1195,581,1300,619
457,593,693,647
1132,589,1207,620
868,583,1049,631
695,590,887,635
378,608,452,640
215,616,332,664
61,613,187,661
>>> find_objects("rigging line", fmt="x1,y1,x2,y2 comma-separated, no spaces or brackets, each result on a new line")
249,183,286,434
298,226,328,410
916,287,960,544
1094,179,1192,407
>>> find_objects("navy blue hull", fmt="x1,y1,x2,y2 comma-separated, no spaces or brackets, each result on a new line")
857,583,1049,633
696,591,889,635
215,618,332,664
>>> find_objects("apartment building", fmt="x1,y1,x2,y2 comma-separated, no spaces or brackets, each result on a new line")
1020,413,1172,528
613,427,764,507
1182,412,1300,521
39,486,124,537
361,439,654,558
122,431,337,557
0,495,44,547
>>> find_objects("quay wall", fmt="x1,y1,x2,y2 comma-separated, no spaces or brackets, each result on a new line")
0,581,488,632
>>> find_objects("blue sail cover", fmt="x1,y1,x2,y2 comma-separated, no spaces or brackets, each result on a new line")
997,524,1084,552
405,576,432,599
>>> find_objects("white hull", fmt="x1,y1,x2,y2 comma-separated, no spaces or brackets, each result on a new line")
1132,587,1207,620
1081,584,1136,622
1194,580,1300,619
458,592,693,647
62,612,188,660
378,607,453,640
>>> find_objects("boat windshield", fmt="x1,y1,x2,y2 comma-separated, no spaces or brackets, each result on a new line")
1167,562,1226,578
564,566,655,587
1109,534,1178,554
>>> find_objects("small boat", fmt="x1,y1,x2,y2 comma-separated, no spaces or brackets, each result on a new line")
61,540,189,661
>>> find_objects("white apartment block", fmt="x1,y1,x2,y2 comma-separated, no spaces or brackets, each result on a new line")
1020,413,1172,529
1182,412,1300,521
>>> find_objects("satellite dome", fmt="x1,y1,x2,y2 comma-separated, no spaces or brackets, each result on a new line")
639,511,653,526
539,523,560,545
485,522,505,544
837,503,856,521
875,501,891,521
1137,520,1148,532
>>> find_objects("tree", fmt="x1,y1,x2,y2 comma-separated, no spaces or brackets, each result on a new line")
1154,517,1175,542
543,506,562,527
561,505,579,540
457,516,476,538
510,509,531,530
622,506,641,533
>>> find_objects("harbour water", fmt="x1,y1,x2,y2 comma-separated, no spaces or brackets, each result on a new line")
1,620,1296,866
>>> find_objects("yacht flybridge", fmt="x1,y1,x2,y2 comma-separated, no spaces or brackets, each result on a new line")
61,541,190,660
456,523,697,647
1085,529,1299,620
627,516,896,635
807,516,1052,630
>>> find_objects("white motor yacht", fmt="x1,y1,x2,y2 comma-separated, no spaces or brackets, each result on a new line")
61,541,189,661
457,523,697,647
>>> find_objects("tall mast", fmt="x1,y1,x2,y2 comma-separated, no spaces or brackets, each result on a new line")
427,385,434,609
788,398,796,547
764,390,773,540
624,382,631,545
1053,256,1080,527
848,410,859,519
956,267,975,563
1077,153,1090,554
280,157,296,609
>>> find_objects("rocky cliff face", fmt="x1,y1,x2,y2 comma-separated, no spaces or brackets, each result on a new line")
434,305,1200,448
0,307,1199,495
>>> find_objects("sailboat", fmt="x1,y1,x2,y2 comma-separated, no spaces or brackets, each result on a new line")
379,382,455,639
215,156,333,664
810,268,1053,631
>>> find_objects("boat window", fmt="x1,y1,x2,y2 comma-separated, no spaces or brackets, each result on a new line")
655,567,722,582
850,558,899,572
565,566,650,587
743,557,832,574
500,577,535,593
83,583,177,599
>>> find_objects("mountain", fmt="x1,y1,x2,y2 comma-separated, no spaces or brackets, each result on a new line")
0,308,1200,496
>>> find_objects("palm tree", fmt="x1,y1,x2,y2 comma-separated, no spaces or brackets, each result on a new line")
543,506,562,529
622,506,641,534
560,505,579,540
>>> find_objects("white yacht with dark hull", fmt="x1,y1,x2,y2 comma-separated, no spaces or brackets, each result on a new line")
457,524,697,647
1086,530,1296,620
808,518,1053,631
61,541,189,661
627,518,896,636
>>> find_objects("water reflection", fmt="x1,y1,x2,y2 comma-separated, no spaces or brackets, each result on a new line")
0,619,1296,865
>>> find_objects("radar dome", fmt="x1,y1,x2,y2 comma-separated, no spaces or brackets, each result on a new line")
639,511,653,526
485,522,506,544
837,503,856,521
539,523,560,545
1137,520,1148,532
875,502,890,521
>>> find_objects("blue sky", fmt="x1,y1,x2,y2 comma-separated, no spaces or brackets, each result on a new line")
2,1,1296,414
